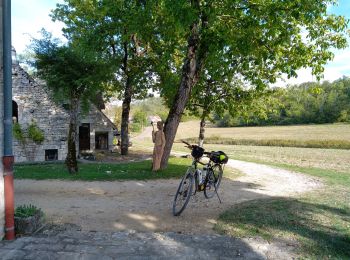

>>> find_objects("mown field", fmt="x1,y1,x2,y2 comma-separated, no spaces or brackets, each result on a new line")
134,121,350,258
174,121,350,141
174,121,350,149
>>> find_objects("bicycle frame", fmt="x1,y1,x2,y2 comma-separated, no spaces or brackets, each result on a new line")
186,156,215,194
173,141,226,216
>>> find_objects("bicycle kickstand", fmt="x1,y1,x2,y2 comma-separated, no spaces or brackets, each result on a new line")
214,185,222,204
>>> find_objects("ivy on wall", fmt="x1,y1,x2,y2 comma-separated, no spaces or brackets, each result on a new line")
13,121,44,144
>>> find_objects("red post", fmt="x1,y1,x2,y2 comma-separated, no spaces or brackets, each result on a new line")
3,155,15,240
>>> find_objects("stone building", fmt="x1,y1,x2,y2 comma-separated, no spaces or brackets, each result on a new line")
12,51,118,163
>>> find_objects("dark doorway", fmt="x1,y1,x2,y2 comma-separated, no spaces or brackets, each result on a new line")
79,123,90,150
12,100,18,122
95,132,108,150
45,149,58,161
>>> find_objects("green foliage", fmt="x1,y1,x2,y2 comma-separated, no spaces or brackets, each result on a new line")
113,106,123,129
132,110,147,126
15,204,43,218
28,121,45,144
130,122,142,133
13,122,45,144
180,110,200,122
30,30,113,107
213,77,350,126
130,108,147,133
131,97,169,120
151,0,349,108
13,122,25,143
52,1,158,155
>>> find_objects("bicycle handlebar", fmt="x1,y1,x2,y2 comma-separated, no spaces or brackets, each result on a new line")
181,140,192,149
181,140,212,158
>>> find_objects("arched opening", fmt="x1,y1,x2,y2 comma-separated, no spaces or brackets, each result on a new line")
12,100,18,123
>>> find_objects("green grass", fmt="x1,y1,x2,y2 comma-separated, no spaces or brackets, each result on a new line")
14,156,241,181
215,191,350,259
14,157,192,181
210,146,350,259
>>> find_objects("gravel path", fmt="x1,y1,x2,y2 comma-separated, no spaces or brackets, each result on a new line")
227,159,321,196
10,160,322,259
14,160,321,234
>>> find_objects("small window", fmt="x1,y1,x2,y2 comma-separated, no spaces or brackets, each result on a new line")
95,132,108,150
45,149,58,161
12,100,18,122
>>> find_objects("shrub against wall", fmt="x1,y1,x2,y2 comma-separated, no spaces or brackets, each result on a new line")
13,121,45,161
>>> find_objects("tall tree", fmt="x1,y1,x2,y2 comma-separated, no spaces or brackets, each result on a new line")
52,0,155,155
189,76,265,146
153,0,348,168
31,31,112,173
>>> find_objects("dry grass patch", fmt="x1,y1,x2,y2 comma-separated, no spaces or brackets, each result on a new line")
196,144,350,173
175,121,350,142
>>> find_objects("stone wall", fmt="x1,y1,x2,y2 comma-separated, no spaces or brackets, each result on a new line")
80,106,117,152
0,0,5,239
12,62,117,162
12,64,70,162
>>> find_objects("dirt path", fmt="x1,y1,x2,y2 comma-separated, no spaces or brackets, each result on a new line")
14,160,321,234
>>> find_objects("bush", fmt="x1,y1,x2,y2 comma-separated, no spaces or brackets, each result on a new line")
15,204,43,218
130,122,142,133
13,122,25,143
28,121,45,144
15,204,44,235
13,121,45,144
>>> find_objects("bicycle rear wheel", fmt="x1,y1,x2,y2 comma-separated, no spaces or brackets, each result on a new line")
204,164,223,199
173,170,194,216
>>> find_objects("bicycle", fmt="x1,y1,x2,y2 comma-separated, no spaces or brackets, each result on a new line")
172,140,228,216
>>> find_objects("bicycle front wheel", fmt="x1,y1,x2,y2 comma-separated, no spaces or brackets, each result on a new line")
173,170,194,216
204,164,223,199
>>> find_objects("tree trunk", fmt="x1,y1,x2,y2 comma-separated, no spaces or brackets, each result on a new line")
198,113,207,147
160,22,202,169
198,80,212,147
120,38,133,156
120,76,132,155
65,96,79,174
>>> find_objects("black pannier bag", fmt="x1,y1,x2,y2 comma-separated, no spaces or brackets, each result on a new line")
210,151,229,164
191,145,204,159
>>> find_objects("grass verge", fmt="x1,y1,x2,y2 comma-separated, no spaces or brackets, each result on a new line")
14,156,240,181
215,188,350,258
14,157,191,181
214,157,350,259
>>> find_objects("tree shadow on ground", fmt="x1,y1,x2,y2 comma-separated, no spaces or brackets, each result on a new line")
216,197,350,258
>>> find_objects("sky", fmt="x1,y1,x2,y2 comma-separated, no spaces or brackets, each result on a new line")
11,0,350,87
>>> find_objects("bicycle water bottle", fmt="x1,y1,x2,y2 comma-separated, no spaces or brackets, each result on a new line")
197,169,203,185
202,166,207,180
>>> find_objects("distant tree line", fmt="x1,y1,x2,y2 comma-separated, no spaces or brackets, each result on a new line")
214,77,350,127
